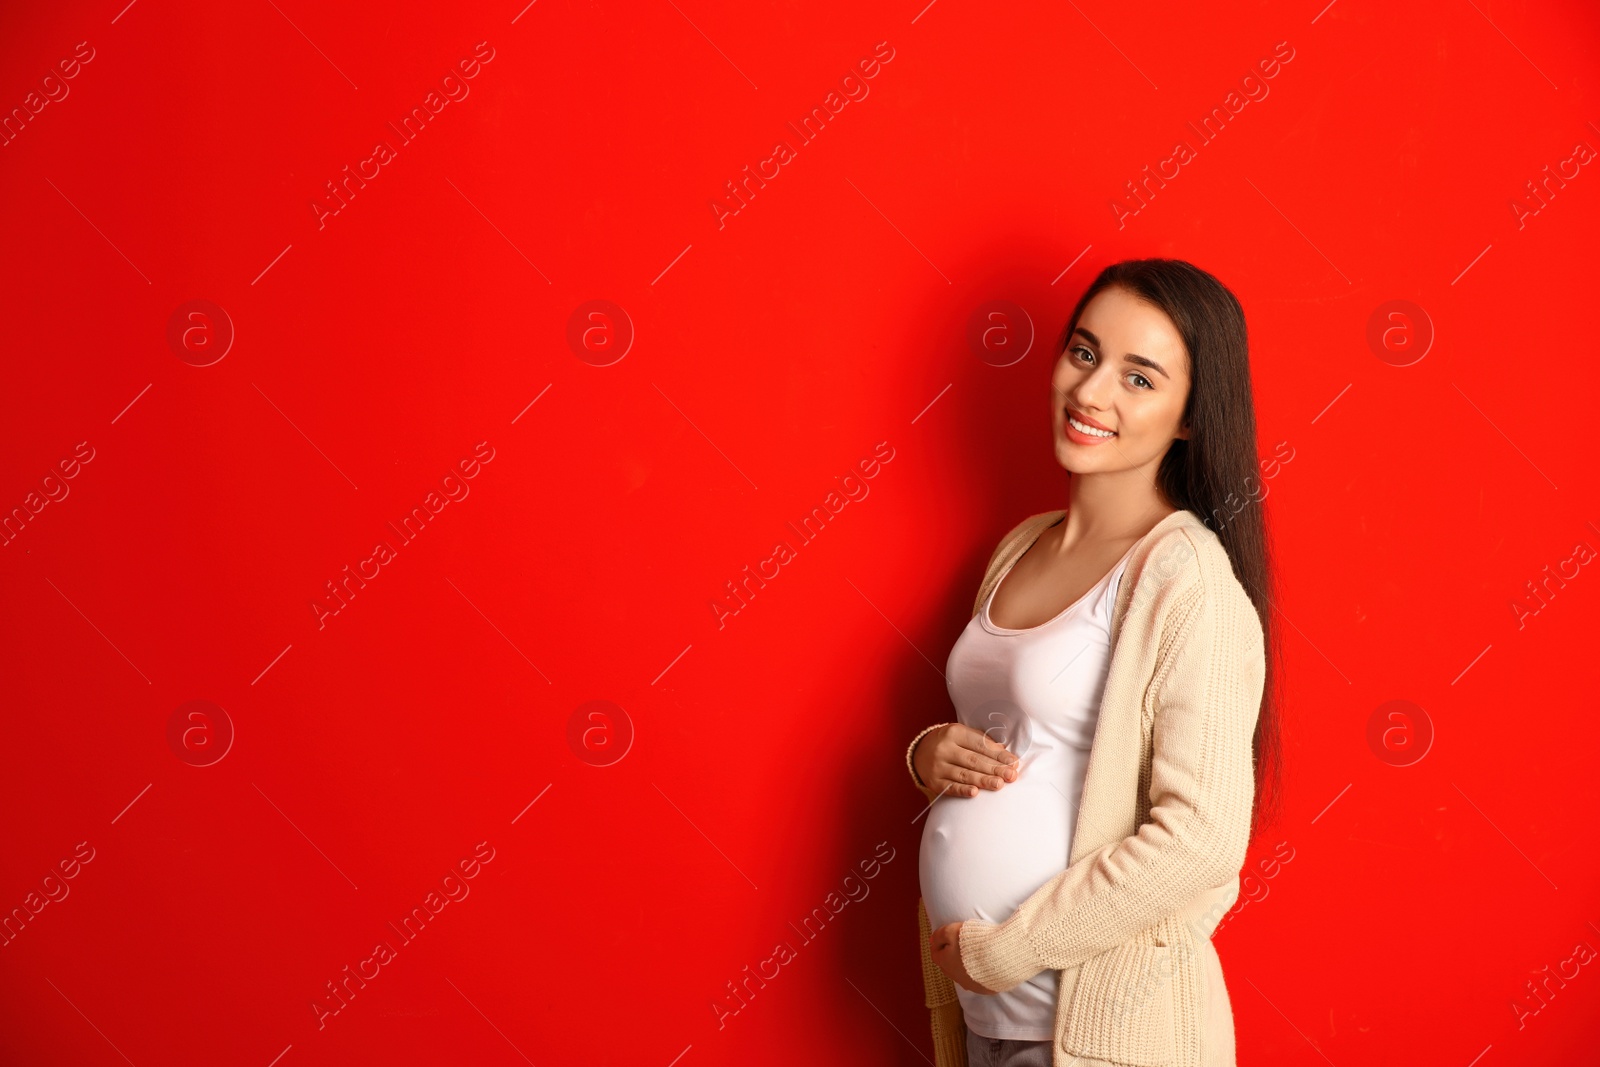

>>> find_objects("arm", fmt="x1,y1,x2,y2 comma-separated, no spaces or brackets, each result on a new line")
957,573,1266,994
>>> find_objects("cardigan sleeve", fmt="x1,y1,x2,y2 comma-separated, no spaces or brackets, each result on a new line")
956,567,1265,993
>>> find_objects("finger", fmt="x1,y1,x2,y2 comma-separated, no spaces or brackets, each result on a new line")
928,730,1009,791
954,723,1018,765
966,749,1020,784
951,751,1018,789
940,762,1008,795
931,770,981,798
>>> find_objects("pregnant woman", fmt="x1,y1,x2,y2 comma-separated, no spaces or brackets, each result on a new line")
906,259,1282,1067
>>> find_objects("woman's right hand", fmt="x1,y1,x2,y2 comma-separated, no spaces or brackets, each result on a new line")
913,723,1019,798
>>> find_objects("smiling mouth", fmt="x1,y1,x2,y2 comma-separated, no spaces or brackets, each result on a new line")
1065,411,1117,438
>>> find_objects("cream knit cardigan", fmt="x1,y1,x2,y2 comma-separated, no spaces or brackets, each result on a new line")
911,507,1266,1067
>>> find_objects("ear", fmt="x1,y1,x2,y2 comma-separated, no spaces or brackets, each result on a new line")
1174,417,1192,442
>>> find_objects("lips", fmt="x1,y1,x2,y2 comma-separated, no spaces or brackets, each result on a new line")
1068,412,1120,438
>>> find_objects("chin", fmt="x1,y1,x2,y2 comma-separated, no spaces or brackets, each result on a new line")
1053,443,1090,473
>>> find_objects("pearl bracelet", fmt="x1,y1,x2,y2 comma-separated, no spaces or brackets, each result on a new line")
905,722,949,789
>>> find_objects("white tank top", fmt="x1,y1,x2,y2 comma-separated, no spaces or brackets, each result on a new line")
918,537,1136,1040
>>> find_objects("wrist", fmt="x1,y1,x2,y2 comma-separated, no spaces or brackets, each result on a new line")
957,915,1045,994
905,722,948,789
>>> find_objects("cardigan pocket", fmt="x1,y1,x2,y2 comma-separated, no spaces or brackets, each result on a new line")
1061,942,1177,1066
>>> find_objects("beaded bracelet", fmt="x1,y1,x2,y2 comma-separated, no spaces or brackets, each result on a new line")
905,722,949,789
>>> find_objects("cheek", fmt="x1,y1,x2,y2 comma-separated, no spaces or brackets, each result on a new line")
1133,395,1184,436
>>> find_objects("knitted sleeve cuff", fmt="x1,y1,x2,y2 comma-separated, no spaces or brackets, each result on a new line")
958,916,1049,994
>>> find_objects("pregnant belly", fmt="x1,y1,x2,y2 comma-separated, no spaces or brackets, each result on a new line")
918,779,1073,931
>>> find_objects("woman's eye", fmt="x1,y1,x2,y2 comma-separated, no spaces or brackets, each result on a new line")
1070,345,1150,389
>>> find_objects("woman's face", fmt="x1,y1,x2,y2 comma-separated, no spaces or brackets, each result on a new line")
1051,285,1193,478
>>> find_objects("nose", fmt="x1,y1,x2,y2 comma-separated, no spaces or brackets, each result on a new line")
1065,362,1113,413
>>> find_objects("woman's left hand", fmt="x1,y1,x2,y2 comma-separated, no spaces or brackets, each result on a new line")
930,921,998,995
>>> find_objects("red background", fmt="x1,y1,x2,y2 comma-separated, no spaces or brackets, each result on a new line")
3,1,1599,1064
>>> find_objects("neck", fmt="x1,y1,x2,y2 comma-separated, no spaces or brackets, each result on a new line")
1058,469,1177,550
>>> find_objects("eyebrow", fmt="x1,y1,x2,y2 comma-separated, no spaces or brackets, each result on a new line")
1071,327,1170,380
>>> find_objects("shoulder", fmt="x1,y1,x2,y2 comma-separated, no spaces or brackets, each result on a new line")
1129,510,1223,587
1128,511,1264,651
983,509,1064,566
1000,509,1065,545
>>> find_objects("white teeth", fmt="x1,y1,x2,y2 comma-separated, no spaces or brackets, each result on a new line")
1068,414,1115,438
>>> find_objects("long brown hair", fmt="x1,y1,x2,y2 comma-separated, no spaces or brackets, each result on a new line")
1059,258,1284,845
